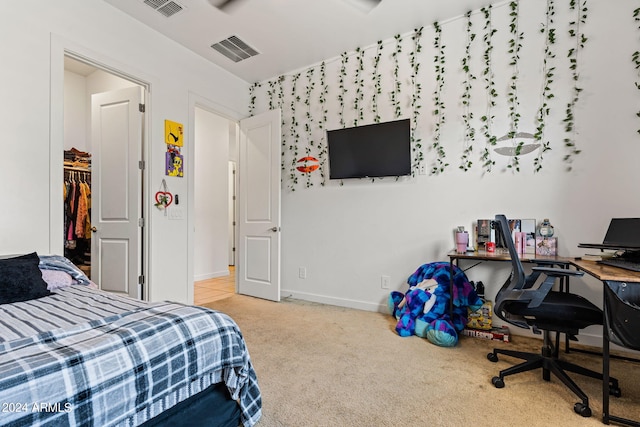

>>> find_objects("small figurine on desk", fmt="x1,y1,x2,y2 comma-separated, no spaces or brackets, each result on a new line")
536,218,558,255
537,218,555,238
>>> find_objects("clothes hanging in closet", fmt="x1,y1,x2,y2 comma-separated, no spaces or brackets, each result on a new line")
64,170,91,257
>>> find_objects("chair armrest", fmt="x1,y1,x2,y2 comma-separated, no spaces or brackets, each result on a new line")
526,268,584,309
532,266,584,277
527,276,555,309
532,259,570,267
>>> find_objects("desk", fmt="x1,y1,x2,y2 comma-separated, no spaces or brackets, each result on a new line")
448,250,575,353
447,249,571,322
448,249,569,264
570,258,640,283
569,258,640,426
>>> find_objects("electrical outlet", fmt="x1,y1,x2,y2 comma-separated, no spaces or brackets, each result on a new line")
299,267,307,279
381,275,390,289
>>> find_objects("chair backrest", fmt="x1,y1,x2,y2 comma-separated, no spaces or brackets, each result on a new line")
495,215,526,289
493,214,533,329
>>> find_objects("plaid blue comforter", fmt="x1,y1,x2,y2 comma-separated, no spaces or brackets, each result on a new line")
0,287,261,426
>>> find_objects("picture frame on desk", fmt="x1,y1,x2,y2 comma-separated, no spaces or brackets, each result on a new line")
521,219,537,254
476,219,492,250
476,218,537,254
536,237,558,256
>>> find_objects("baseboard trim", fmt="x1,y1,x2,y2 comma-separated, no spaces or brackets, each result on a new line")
194,269,230,282
280,289,387,313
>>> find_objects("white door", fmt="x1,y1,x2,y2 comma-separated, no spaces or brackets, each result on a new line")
91,87,143,299
238,109,281,301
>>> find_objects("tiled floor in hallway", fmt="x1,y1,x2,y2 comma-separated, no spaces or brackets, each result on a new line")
194,266,235,305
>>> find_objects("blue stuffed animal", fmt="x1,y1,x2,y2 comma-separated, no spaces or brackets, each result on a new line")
389,262,483,347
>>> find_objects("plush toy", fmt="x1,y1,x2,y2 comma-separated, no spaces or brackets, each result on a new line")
389,262,483,347
389,278,438,337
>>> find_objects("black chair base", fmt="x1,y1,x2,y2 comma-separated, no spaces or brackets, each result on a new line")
488,331,620,418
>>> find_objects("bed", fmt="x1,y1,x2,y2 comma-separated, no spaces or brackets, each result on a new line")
0,252,262,427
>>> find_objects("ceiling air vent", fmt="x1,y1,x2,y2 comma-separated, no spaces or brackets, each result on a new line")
211,36,260,63
143,0,184,18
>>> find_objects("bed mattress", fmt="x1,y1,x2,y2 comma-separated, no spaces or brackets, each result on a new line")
0,286,261,426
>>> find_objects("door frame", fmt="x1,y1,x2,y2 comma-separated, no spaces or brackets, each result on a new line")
187,93,244,303
50,37,150,299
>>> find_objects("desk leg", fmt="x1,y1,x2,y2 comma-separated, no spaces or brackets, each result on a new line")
449,258,455,317
603,304,611,425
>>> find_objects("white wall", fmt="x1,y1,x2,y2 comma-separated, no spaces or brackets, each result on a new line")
63,70,88,152
251,0,640,345
1,0,249,304
194,108,230,281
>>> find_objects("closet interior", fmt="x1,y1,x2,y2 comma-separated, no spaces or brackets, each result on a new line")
64,148,92,278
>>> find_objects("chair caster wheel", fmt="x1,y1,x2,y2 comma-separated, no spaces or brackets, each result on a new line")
487,352,498,363
574,402,592,417
609,386,622,398
491,376,504,388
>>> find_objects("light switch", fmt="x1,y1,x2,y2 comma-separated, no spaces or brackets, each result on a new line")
168,207,184,220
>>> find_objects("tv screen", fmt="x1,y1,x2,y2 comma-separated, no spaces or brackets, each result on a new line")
327,119,411,179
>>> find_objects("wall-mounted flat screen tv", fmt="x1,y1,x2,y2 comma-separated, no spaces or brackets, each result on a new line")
327,118,411,179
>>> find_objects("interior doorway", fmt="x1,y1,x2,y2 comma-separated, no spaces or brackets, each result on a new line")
63,55,146,299
193,106,238,298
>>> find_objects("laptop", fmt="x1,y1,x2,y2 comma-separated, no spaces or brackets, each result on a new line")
578,218,640,250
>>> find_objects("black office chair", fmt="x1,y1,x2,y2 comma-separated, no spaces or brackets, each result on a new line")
603,280,640,426
487,214,620,417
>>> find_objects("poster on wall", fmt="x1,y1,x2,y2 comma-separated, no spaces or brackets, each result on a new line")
164,119,183,146
166,148,184,177
164,120,184,177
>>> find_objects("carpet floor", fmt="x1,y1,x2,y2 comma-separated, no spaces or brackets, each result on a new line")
204,294,640,427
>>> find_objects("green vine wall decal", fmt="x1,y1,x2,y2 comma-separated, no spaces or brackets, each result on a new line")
633,7,640,135
507,0,524,172
353,47,365,126
372,40,383,124
410,27,424,176
303,68,316,188
460,11,477,172
431,21,448,174
267,79,277,111
563,0,588,171
288,72,301,190
276,75,286,173
248,1,603,186
318,61,329,185
338,52,349,128
533,0,557,172
249,82,260,117
390,34,403,119
480,5,498,173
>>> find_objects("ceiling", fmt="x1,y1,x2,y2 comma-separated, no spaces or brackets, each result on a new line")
102,0,493,83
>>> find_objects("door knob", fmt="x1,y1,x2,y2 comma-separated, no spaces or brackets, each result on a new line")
270,226,280,232
91,226,98,232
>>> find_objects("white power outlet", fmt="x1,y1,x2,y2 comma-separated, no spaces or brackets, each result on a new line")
299,267,307,279
381,275,390,289
418,162,426,175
